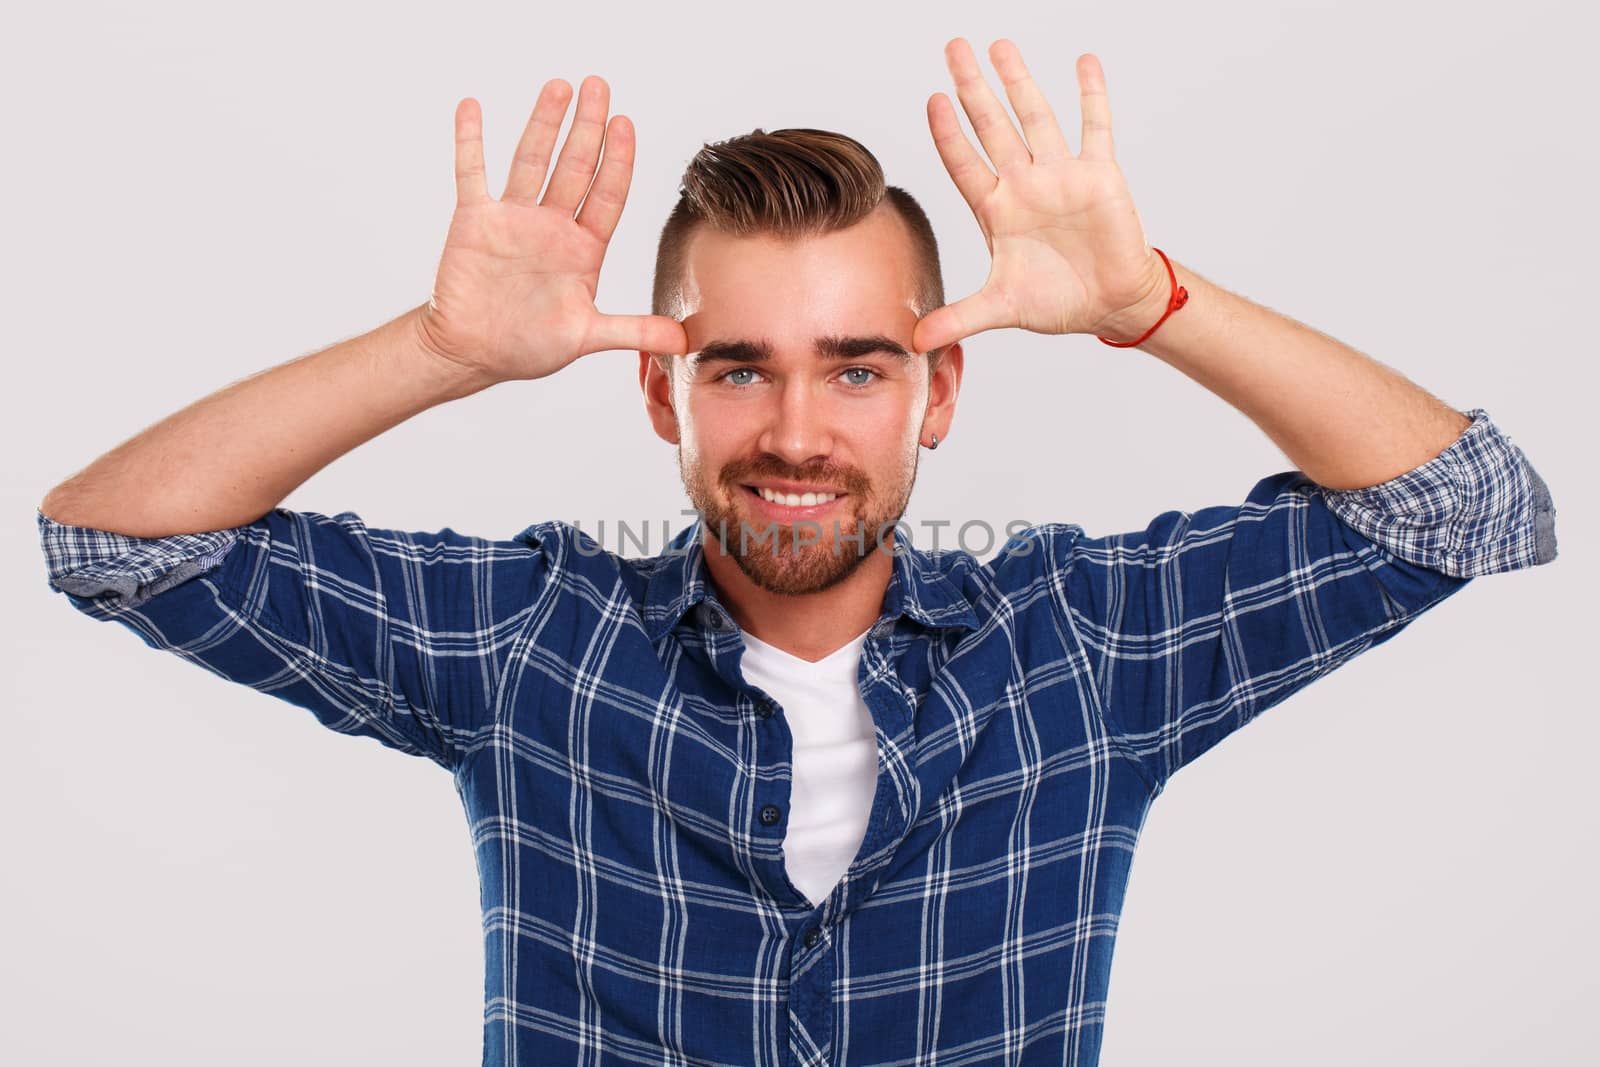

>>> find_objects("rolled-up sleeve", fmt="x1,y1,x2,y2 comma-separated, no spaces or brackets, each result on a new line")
37,507,551,772
1317,407,1557,577
1049,405,1555,791
38,509,243,609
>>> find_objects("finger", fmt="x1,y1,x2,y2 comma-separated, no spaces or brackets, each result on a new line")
453,98,490,207
541,75,610,214
988,40,1072,163
943,37,1031,169
501,79,575,205
583,312,688,357
912,289,1011,353
1076,53,1115,161
927,92,996,209
574,114,636,246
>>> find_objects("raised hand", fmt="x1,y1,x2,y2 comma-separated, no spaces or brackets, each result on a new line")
913,39,1167,354
415,77,688,383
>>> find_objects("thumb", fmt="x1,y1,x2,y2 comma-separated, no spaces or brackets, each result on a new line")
913,288,1011,354
584,313,688,357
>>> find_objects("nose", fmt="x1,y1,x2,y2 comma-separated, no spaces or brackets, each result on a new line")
757,378,835,468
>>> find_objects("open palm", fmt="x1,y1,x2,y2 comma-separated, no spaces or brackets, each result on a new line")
417,77,687,383
913,40,1162,354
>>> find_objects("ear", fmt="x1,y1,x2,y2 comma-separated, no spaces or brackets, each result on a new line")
639,351,680,445
921,341,964,444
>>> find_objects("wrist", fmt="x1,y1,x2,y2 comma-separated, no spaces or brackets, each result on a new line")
403,304,503,400
1093,255,1182,346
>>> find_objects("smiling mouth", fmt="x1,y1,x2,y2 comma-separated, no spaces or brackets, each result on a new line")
740,484,849,511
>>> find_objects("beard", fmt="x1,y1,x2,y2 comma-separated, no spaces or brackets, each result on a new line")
680,446,920,596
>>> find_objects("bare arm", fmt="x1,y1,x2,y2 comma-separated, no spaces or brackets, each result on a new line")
914,42,1473,489
38,309,492,536
40,76,685,538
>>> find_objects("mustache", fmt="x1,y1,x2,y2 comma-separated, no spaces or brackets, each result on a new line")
722,458,870,488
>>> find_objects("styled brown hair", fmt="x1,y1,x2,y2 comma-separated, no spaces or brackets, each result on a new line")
650,127,946,372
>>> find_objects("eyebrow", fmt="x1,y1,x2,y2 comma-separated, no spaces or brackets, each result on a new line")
688,335,914,372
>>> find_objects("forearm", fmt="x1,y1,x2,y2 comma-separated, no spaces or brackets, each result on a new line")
1100,259,1472,490
39,304,498,536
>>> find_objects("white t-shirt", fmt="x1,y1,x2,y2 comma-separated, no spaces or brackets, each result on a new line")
738,625,878,907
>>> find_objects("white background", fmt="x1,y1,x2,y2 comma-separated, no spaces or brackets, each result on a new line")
4,1,1593,1063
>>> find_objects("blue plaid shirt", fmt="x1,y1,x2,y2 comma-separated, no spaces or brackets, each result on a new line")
37,407,1555,1066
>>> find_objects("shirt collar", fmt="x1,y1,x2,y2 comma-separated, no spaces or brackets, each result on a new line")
640,515,980,642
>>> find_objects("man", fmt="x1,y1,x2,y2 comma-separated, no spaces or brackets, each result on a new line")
37,38,1555,1067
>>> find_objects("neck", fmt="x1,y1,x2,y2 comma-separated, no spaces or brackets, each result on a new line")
700,530,895,662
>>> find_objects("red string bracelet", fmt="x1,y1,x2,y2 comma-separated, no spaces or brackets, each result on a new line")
1097,247,1188,347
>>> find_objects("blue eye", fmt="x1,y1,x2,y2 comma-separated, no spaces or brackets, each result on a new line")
713,366,881,388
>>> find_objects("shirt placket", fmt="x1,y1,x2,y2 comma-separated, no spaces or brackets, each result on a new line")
697,600,921,1067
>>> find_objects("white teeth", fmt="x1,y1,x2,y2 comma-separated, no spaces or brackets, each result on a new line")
757,487,837,507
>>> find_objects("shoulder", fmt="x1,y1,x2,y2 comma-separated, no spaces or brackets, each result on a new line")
508,518,680,605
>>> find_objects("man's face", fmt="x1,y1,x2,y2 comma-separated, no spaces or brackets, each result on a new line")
642,203,961,596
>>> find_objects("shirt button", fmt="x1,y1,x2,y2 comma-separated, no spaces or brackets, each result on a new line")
759,804,782,826
757,701,774,719
803,928,821,949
